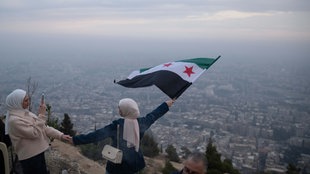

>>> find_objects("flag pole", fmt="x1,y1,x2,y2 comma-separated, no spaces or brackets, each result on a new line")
211,55,221,66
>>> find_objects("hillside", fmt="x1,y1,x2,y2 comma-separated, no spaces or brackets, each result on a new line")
46,139,183,174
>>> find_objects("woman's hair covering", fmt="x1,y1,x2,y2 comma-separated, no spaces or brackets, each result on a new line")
118,98,140,152
5,89,27,134
118,98,140,119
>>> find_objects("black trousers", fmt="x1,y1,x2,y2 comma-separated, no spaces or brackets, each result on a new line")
0,151,5,174
20,152,48,174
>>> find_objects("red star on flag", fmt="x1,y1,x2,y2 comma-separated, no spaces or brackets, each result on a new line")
163,63,172,67
183,66,195,77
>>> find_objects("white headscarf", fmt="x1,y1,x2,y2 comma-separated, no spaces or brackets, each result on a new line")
119,98,140,152
5,89,27,135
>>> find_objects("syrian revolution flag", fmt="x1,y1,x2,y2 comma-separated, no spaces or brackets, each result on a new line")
115,56,220,99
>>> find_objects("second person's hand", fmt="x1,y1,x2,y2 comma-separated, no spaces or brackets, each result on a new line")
166,98,176,107
61,134,72,143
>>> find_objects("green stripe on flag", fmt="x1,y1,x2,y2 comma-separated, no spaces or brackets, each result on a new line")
139,56,220,73
177,57,220,69
140,67,151,73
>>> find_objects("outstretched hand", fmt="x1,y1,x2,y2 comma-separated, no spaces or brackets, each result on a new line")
166,98,176,107
67,136,74,145
61,134,72,143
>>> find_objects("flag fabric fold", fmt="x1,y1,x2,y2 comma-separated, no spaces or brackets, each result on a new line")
116,56,220,99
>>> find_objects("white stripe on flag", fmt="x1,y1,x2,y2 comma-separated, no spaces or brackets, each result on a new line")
127,62,204,83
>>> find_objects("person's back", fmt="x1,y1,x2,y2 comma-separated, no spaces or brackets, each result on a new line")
104,119,145,174
72,98,175,174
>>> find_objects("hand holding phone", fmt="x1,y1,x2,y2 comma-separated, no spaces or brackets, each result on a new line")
39,93,46,115
41,93,45,105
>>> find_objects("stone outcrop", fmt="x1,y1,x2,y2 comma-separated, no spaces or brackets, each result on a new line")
45,140,106,174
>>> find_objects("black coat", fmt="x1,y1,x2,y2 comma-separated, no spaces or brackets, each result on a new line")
73,102,169,174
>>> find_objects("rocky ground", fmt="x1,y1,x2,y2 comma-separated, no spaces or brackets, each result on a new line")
46,140,106,174
45,139,182,174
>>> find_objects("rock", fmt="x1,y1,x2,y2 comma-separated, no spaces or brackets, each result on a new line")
45,140,105,174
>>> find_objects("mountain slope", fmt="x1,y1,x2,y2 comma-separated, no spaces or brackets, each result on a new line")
46,139,182,174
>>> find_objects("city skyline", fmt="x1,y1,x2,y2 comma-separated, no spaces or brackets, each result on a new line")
0,52,309,173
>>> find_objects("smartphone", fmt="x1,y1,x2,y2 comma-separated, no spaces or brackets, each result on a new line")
41,93,45,104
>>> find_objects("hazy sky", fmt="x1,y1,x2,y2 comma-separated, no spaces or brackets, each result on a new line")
0,0,309,62
0,1,310,110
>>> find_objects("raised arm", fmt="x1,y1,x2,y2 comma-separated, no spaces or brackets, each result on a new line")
139,99,175,132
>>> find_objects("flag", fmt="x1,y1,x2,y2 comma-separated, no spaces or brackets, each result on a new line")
115,56,220,99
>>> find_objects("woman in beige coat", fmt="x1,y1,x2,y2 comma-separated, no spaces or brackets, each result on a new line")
5,89,71,174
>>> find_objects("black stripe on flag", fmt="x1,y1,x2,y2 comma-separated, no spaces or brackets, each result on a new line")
116,70,192,99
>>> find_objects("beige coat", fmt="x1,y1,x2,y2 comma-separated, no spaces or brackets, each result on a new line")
8,110,63,160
